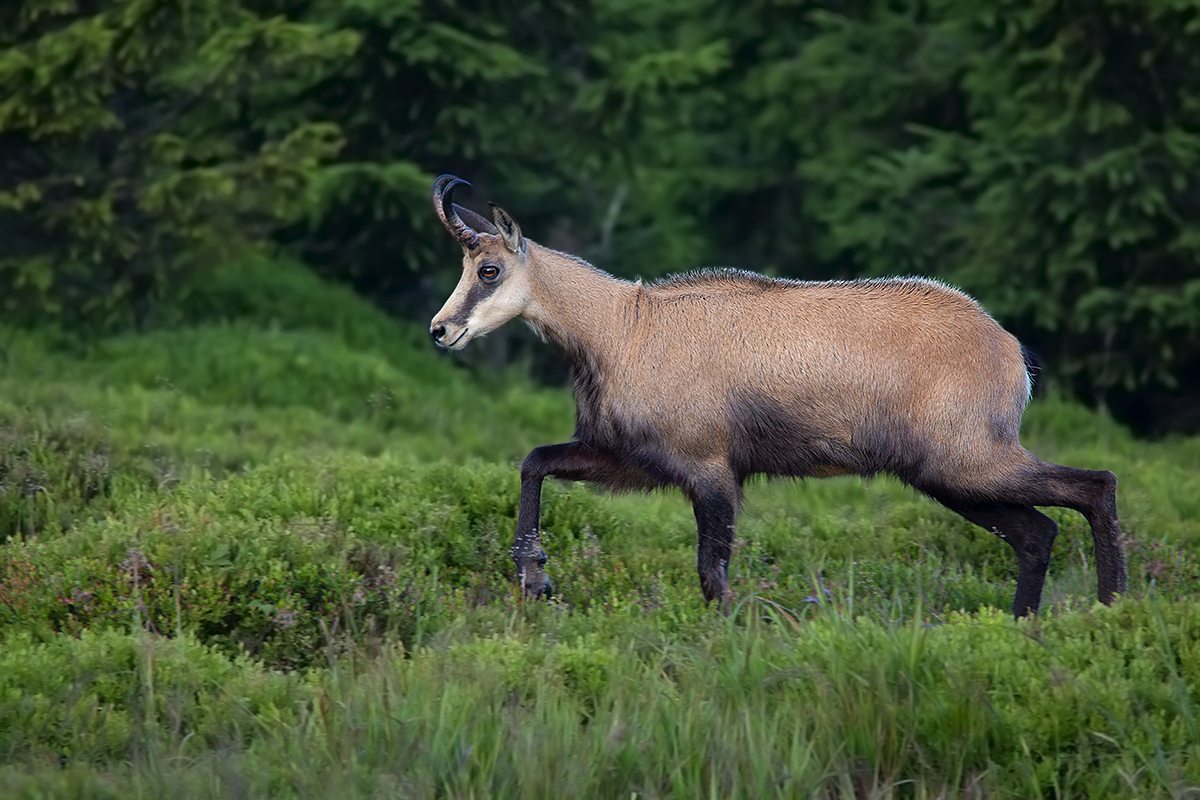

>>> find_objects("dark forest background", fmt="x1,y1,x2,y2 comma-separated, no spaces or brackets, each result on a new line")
4,0,1199,435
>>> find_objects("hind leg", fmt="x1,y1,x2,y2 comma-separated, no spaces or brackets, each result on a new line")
979,458,1126,605
1017,462,1126,604
932,450,1126,610
934,499,1058,617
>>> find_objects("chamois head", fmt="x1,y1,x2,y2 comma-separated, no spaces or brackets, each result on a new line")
429,175,530,350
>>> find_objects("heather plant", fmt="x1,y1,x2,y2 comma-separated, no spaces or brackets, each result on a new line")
2,603,1199,798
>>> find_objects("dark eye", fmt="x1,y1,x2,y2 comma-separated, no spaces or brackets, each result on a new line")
478,265,501,282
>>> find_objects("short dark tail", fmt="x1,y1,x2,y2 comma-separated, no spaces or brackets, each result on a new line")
1022,345,1042,396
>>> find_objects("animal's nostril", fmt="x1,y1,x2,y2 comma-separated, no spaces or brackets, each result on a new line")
431,325,446,341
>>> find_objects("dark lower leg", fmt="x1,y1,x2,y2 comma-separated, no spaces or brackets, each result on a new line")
938,499,1059,618
514,471,552,597
514,443,634,597
1076,471,1127,604
691,487,738,609
1005,463,1127,605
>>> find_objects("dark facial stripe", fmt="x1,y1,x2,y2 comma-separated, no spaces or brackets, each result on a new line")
445,277,501,326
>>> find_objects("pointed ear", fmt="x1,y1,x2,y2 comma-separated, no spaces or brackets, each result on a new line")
453,203,499,235
489,203,525,254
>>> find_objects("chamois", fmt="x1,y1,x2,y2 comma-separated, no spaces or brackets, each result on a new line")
428,175,1127,618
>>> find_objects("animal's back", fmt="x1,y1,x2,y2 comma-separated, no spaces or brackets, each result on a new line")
635,271,1023,397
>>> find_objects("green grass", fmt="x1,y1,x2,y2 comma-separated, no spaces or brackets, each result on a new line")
2,258,1198,797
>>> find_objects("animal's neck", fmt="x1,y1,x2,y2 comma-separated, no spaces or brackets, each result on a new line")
523,244,635,365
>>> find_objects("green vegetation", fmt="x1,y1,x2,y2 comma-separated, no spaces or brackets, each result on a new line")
3,0,1200,793
2,260,1199,797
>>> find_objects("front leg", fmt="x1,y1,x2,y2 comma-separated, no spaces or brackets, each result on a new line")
687,466,740,610
514,442,632,597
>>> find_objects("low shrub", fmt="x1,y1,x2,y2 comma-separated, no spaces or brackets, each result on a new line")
3,602,1198,798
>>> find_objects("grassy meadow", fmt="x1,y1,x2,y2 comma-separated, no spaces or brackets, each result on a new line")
2,259,1199,798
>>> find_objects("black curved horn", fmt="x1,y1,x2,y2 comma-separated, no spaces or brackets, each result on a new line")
432,175,480,250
